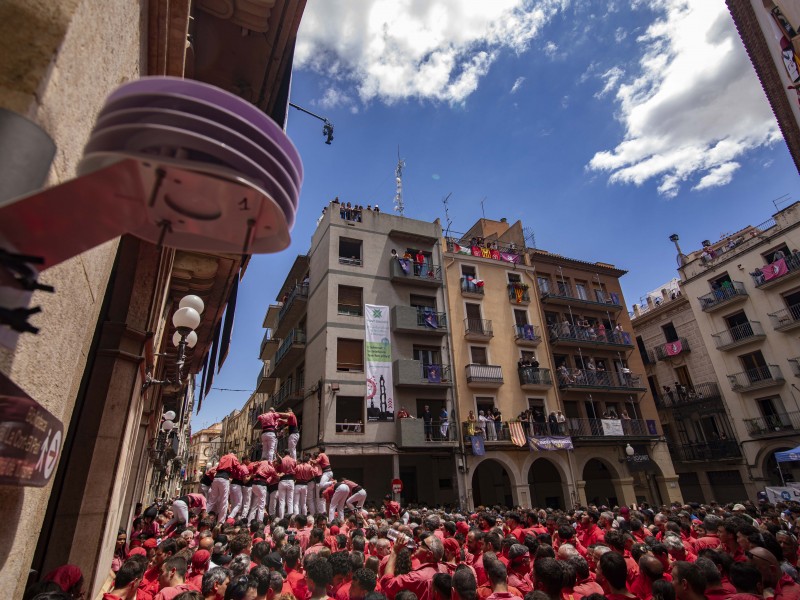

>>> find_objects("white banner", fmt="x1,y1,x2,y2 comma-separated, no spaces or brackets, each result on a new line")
765,486,800,503
601,419,624,436
365,304,394,422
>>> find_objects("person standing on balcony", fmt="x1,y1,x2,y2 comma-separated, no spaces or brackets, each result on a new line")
493,408,503,440
421,405,434,441
414,250,425,276
479,410,493,439
257,408,280,462
556,410,566,435
466,411,477,436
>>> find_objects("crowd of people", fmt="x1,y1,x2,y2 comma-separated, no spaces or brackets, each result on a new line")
25,493,800,600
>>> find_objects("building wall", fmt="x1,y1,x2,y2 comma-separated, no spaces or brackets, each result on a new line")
0,0,145,593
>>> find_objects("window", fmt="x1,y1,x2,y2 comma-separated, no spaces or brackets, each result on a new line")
636,336,649,364
783,289,800,311
558,279,570,296
711,273,733,288
508,273,521,284
339,238,362,266
337,338,364,371
475,396,495,415
537,276,551,294
763,244,790,264
413,345,442,365
462,265,477,278
757,396,789,428
335,396,364,433
520,350,537,362
725,310,749,329
575,282,589,300
470,346,488,365
593,286,607,303
410,294,436,310
513,309,529,326
661,322,678,343
337,285,363,316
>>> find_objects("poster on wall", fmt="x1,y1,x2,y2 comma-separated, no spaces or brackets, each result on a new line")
365,304,394,421
765,486,800,504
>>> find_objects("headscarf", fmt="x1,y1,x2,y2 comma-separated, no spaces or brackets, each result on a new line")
43,564,83,593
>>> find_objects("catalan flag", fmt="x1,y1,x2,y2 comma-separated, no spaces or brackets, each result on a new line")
509,421,527,447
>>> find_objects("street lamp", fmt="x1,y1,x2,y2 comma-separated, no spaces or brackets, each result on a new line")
625,443,635,457
172,295,204,379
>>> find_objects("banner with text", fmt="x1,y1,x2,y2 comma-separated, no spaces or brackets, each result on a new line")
365,304,394,422
601,419,625,436
765,486,800,504
528,436,574,451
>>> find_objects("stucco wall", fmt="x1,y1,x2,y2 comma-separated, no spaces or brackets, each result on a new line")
0,0,145,595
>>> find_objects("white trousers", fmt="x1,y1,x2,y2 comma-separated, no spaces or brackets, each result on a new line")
164,499,189,532
317,471,334,514
287,432,300,460
261,432,277,461
248,484,267,523
329,483,349,521
228,484,243,519
294,484,308,515
269,489,279,517
278,479,295,518
346,488,367,512
306,481,317,515
207,477,230,522
240,486,252,521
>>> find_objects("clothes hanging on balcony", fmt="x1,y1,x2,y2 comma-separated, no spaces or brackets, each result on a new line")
422,308,439,329
425,364,441,383
522,324,535,340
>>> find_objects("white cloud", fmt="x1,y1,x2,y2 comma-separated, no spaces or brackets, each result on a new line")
543,41,558,58
614,27,627,42
295,0,568,105
595,66,624,99
510,76,526,94
587,0,781,197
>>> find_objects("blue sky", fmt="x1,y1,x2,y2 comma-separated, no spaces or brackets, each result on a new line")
195,0,800,428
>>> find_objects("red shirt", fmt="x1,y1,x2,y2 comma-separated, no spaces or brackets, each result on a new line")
776,573,800,600
580,525,605,548
258,412,280,430
278,455,297,476
216,453,240,473
286,567,311,600
295,462,315,482
380,563,449,600
252,461,279,483
705,588,730,600
695,534,721,551
384,501,401,518
317,453,331,470
565,578,605,600
155,584,194,600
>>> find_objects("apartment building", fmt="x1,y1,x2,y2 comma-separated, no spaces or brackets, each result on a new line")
259,203,461,506
184,423,222,493
444,218,681,509
665,202,800,492
630,281,755,502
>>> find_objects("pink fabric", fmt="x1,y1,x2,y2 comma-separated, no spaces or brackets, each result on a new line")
665,340,683,356
43,565,83,593
763,258,789,280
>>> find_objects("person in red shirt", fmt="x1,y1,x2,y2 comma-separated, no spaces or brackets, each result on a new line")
604,529,638,588
665,535,697,564
164,493,207,536
694,516,722,552
726,562,763,600
383,495,401,520
629,555,665,600
466,530,488,586
155,556,193,600
482,553,521,600
257,407,280,461
315,447,335,514
748,546,800,600
305,558,336,600
208,453,240,522
565,555,605,600
506,545,532,594
596,552,638,600
504,513,525,545
247,460,278,524
294,457,314,516
350,567,378,599
282,544,310,600
185,549,210,591
103,558,146,600
138,539,177,600
380,532,448,600
778,531,799,568
579,510,605,549
274,453,297,519
228,459,250,521
695,557,731,600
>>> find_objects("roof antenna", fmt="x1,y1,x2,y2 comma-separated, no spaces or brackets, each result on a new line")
394,147,406,216
442,192,453,238
523,226,537,250
480,197,486,219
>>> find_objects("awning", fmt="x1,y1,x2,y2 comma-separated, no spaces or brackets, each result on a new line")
775,446,800,463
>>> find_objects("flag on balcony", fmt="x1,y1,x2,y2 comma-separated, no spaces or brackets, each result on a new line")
474,279,485,288
453,243,472,255
528,436,574,451
509,421,527,447
422,309,439,329
470,435,486,456
500,252,520,264
514,287,525,303
425,364,441,383
522,324,535,340
398,258,410,274
762,258,788,281
665,340,682,356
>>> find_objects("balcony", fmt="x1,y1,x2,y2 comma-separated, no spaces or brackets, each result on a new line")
768,305,800,332
255,363,278,394
259,331,279,361
465,364,504,387
274,282,309,338
557,368,646,393
513,324,542,346
654,381,723,409
539,283,623,312
668,440,742,462
389,259,443,287
568,418,658,439
397,418,457,448
393,360,452,388
790,358,800,377
273,375,304,409
698,281,748,313
507,283,531,304
744,410,800,437
548,323,634,350
712,321,765,351
391,305,448,336
751,254,800,289
271,329,306,378
462,421,515,446
464,318,493,340
460,276,484,298
728,365,785,392
518,367,553,390
654,337,691,361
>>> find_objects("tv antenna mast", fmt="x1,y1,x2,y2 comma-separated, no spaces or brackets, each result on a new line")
442,193,453,237
523,226,537,250
394,148,406,216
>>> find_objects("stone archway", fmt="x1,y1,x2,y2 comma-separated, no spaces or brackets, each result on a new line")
528,458,566,509
472,459,513,508
583,458,619,506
